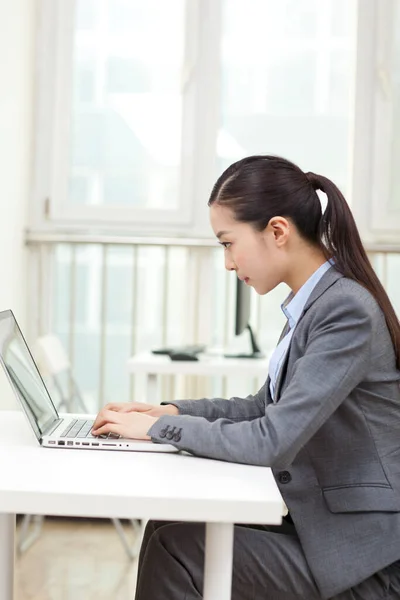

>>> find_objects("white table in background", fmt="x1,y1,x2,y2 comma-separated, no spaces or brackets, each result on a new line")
0,411,283,600
127,351,270,403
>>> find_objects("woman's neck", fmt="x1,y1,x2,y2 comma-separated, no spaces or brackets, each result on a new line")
285,249,328,295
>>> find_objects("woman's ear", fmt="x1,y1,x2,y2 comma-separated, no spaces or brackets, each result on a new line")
268,216,290,247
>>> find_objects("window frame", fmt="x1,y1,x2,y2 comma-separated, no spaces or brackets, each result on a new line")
32,0,222,237
351,0,400,244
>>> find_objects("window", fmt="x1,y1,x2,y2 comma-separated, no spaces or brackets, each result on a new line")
33,0,357,237
34,0,205,231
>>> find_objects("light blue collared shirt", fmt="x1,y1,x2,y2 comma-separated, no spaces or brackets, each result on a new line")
268,260,333,401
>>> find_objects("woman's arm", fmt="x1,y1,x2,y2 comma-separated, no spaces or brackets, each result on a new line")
148,292,374,466
92,379,270,438
161,381,269,423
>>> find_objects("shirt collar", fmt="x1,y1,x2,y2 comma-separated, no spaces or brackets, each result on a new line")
281,261,333,329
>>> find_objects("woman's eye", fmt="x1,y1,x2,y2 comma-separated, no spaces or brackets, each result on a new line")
219,242,231,249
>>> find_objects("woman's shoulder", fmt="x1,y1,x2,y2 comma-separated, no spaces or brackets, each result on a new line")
325,273,382,316
337,276,379,305
307,272,384,330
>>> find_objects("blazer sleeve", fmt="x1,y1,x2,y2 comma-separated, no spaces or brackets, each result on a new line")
148,291,373,467
161,379,269,422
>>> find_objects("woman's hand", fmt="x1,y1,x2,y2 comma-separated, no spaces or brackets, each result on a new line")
92,408,159,440
95,402,179,418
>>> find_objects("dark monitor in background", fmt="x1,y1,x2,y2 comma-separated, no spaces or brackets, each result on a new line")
224,278,264,359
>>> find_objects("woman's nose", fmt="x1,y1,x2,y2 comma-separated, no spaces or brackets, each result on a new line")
224,255,236,272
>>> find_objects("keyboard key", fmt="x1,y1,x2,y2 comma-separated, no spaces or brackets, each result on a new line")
60,419,77,437
60,419,94,439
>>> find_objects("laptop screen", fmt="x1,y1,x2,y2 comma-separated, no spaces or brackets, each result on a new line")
0,310,58,440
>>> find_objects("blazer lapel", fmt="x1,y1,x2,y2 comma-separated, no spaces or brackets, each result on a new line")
271,321,291,402
274,344,291,401
273,266,344,402
277,320,290,344
302,266,343,314
265,375,273,403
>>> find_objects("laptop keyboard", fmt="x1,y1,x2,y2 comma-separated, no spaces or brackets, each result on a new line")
60,419,120,440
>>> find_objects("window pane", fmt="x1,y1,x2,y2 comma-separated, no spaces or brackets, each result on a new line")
219,0,356,191
70,0,185,209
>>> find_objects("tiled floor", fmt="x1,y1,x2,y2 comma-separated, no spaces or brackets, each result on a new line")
15,517,139,600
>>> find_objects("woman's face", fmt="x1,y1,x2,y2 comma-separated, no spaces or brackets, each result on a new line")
210,204,290,295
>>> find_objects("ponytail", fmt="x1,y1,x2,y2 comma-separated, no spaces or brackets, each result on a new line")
306,172,400,369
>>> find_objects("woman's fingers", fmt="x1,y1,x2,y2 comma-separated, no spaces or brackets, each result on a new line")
92,409,122,432
93,405,153,430
91,422,123,437
91,411,156,440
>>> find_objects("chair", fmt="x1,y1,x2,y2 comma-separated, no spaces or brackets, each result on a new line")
35,334,89,413
17,334,141,559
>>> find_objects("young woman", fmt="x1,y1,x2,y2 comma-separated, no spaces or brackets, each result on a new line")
92,156,400,599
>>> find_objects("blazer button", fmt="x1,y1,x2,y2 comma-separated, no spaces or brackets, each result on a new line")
166,427,176,440
159,427,168,439
172,427,182,442
278,471,292,484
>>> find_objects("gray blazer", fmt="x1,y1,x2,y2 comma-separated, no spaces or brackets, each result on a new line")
148,267,400,598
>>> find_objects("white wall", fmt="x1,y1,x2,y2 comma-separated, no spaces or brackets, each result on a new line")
0,0,36,408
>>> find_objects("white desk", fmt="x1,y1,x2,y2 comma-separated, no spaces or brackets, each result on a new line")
0,411,283,600
127,352,270,403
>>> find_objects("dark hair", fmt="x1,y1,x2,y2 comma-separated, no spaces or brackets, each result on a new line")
208,155,400,368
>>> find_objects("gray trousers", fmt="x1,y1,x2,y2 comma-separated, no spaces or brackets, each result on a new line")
134,519,400,600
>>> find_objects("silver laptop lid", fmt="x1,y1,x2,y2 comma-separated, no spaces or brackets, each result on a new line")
0,310,59,440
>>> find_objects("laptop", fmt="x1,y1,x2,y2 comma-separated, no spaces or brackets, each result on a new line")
0,309,178,453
